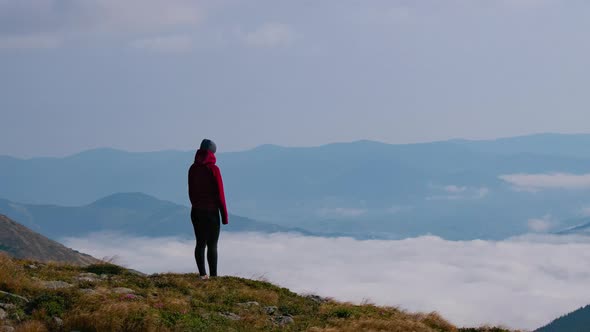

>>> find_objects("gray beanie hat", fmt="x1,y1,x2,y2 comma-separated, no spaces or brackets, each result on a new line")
200,139,217,154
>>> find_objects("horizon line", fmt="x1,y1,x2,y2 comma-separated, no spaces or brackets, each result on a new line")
2,131,589,160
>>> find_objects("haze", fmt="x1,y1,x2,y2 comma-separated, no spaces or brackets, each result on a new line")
2,0,590,157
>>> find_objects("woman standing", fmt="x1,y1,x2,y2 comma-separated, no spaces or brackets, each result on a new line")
188,139,229,279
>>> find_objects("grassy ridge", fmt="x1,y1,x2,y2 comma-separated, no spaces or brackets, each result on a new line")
0,253,515,332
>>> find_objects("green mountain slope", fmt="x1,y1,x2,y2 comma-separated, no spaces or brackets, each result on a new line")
536,305,590,332
0,214,98,265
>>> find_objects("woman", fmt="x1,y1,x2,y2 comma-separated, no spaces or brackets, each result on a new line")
188,139,229,279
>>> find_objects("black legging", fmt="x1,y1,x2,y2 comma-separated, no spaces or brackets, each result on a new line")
191,208,221,277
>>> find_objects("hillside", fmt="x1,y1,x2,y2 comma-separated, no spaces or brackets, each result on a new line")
0,215,98,265
0,193,314,240
554,217,590,235
535,305,590,332
0,253,515,332
3,134,590,240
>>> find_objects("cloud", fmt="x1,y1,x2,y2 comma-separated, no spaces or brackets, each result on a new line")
0,0,201,49
131,35,193,53
86,0,200,32
499,173,590,192
427,185,490,200
527,215,554,232
63,232,590,330
240,23,297,48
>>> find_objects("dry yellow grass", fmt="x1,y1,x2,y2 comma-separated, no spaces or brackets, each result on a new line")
309,319,449,332
14,320,48,332
66,302,160,332
0,252,29,293
0,254,517,332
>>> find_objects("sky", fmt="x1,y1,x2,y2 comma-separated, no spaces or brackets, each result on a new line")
2,0,590,157
63,232,590,330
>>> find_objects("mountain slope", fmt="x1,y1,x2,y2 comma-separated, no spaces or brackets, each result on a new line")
0,214,98,265
0,253,515,332
0,193,314,240
536,305,590,332
554,217,590,235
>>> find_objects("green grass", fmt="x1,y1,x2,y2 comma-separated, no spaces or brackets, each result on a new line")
83,262,127,275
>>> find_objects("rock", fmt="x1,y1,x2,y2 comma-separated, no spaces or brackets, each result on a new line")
112,287,134,294
79,272,99,278
0,326,14,332
0,309,6,320
40,281,73,289
77,276,99,282
237,301,259,307
0,304,15,311
53,317,63,327
264,306,278,315
305,294,329,303
26,264,37,269
100,274,108,279
0,291,28,303
77,277,97,282
77,273,100,282
79,289,97,295
274,315,294,326
219,312,241,321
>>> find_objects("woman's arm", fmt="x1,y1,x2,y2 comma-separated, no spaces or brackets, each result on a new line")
211,165,229,225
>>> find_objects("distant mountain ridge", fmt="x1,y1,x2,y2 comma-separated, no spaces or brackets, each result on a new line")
536,304,590,332
3,133,590,240
0,214,98,265
0,193,315,240
554,217,590,236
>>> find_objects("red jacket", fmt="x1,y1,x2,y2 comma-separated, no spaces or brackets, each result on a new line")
188,149,229,224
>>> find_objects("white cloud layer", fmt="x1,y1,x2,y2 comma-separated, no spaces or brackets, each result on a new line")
62,232,590,330
499,173,590,191
528,215,554,232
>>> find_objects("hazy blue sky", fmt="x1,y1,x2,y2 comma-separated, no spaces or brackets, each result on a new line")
2,0,590,157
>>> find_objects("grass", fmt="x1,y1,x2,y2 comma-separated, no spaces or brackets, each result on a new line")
0,253,518,332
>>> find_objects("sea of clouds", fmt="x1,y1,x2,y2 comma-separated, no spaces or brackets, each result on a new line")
63,232,590,330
